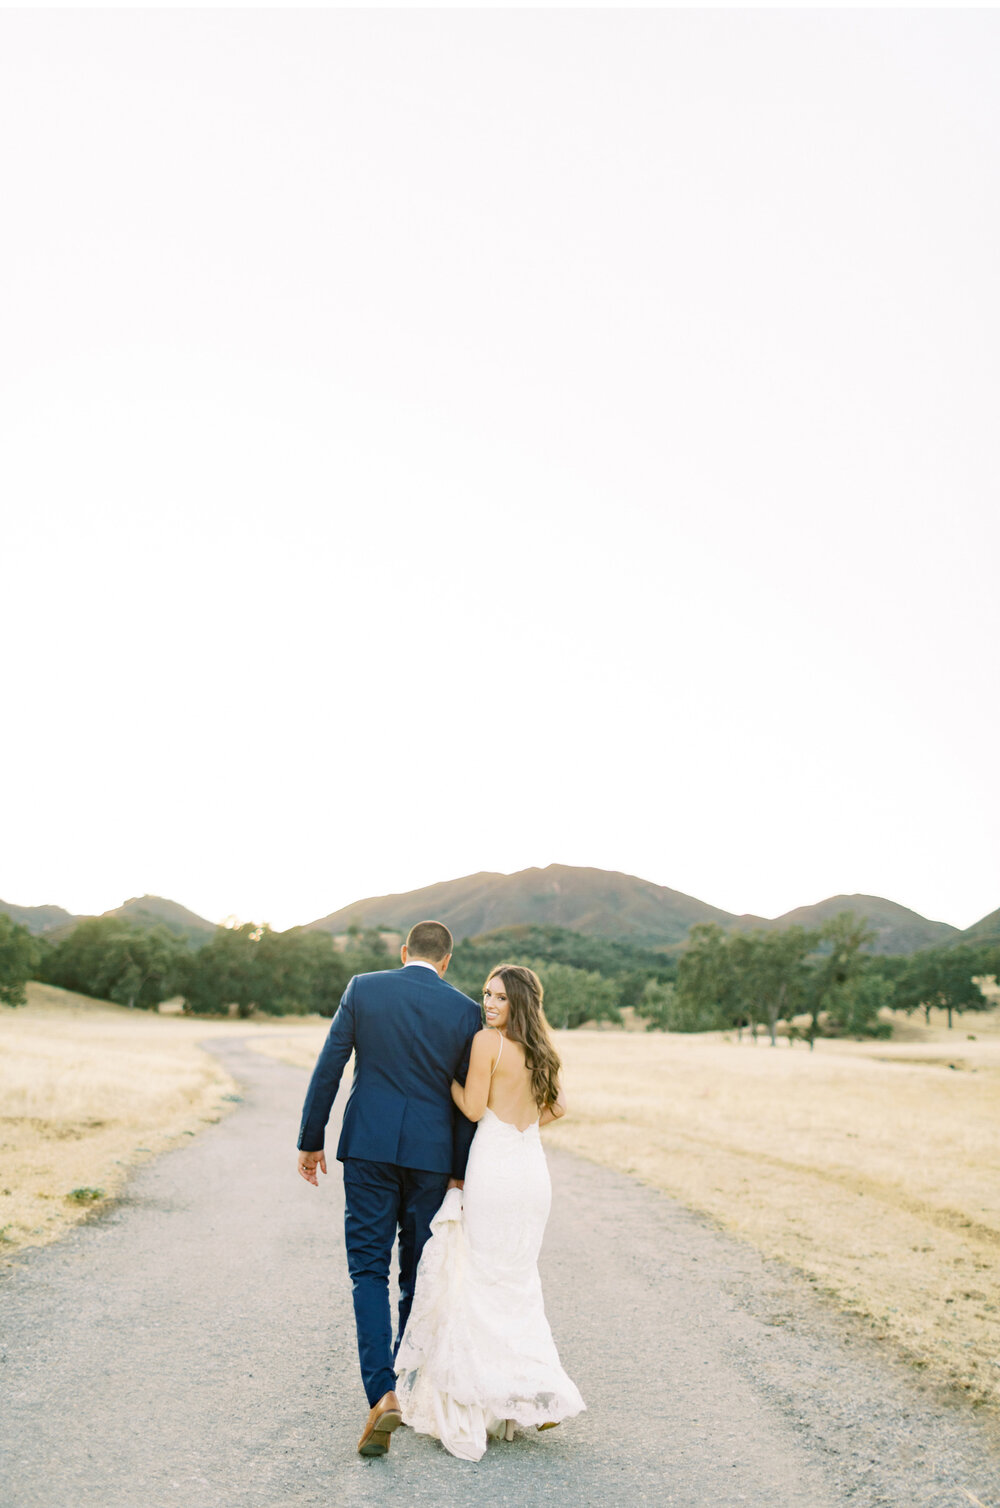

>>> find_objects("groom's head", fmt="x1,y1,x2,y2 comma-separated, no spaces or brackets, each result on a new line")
401,920,454,977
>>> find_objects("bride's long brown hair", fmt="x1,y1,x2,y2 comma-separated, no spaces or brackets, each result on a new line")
484,964,561,1111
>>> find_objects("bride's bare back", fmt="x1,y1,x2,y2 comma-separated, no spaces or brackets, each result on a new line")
484,1030,540,1132
452,1027,565,1134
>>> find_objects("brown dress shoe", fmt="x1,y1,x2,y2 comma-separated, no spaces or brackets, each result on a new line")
357,1390,403,1457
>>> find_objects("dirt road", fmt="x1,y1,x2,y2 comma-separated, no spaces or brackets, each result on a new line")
2,1040,999,1507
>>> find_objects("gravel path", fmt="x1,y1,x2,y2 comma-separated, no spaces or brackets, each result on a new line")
2,1039,1000,1508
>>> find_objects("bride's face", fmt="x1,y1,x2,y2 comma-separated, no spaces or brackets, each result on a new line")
483,977,510,1032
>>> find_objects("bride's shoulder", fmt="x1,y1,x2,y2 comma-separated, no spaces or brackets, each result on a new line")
470,1026,501,1058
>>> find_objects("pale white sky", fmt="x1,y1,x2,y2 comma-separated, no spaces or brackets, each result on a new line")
2,10,998,933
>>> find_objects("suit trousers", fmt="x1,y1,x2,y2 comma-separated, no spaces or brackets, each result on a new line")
342,1157,450,1406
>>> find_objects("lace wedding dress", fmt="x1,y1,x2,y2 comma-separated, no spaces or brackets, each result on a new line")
395,1101,585,1461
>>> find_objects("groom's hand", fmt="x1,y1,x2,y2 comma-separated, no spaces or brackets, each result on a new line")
298,1149,327,1186
447,1178,464,1191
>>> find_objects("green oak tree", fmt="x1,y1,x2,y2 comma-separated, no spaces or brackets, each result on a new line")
674,924,738,1033
804,911,878,1047
41,917,186,1009
894,945,989,1028
179,922,262,1017
0,913,38,1006
528,960,621,1030
730,927,816,1046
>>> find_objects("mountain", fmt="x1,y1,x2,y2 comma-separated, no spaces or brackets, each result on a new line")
1,894,216,945
304,870,960,955
0,900,80,936
959,906,1000,947
3,874,974,956
99,895,216,944
303,864,737,947
763,894,959,955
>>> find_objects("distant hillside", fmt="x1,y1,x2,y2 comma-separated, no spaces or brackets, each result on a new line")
303,864,737,947
99,895,216,944
305,871,960,955
1,894,215,943
4,875,976,956
0,900,80,936
733,913,770,928
959,905,1000,947
765,894,959,955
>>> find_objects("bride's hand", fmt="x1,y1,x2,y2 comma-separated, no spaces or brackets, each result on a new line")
538,1090,567,1127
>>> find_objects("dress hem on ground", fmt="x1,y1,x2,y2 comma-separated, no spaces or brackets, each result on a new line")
396,1125,586,1462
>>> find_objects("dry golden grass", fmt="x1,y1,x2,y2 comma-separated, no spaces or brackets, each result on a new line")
0,983,287,1259
546,1009,1000,1408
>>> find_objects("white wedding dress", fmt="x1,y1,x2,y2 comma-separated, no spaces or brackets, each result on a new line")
395,1077,585,1461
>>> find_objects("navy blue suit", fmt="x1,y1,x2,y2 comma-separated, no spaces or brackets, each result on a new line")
298,962,481,1404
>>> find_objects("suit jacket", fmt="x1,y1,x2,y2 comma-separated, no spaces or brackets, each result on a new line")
297,964,483,1179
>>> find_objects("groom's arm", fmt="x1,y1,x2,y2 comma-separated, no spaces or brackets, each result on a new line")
297,976,358,1153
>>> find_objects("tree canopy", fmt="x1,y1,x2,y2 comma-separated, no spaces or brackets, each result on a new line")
41,917,186,1010
13,905,996,1042
0,912,38,1006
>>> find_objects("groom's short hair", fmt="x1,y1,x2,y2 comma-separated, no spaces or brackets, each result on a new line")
406,920,453,962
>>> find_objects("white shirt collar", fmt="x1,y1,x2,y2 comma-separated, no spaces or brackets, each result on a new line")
404,959,439,973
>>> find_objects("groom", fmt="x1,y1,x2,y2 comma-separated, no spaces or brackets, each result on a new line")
297,919,482,1456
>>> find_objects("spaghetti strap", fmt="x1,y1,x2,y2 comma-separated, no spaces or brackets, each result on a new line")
489,1032,504,1079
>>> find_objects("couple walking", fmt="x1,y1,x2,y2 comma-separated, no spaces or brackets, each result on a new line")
296,919,585,1462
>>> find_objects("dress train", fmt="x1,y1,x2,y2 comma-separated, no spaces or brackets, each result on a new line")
395,1108,585,1461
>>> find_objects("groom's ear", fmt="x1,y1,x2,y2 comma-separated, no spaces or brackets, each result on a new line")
438,952,452,978
400,944,409,965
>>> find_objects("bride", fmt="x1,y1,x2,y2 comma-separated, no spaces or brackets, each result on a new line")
395,963,586,1461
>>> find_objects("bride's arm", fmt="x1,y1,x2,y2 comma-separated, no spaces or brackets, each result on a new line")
538,1087,567,1127
451,1030,498,1122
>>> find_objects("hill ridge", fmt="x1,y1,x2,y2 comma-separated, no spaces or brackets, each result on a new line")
0,900,80,935
302,861,736,946
0,894,216,941
3,871,994,955
959,904,1000,946
302,867,975,955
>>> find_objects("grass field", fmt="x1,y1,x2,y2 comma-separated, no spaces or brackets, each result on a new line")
0,983,256,1259
5,984,999,1413
546,1012,1000,1410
